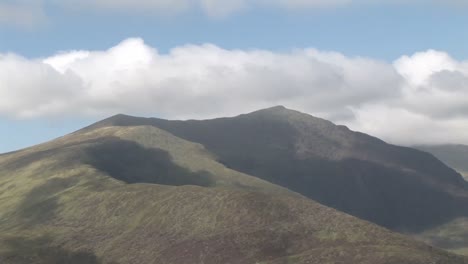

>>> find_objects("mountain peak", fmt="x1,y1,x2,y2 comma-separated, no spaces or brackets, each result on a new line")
242,106,336,130
246,105,309,119
264,105,287,111
257,105,297,113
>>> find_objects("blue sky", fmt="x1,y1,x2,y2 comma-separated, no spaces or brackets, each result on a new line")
2,3,467,60
1,1,468,152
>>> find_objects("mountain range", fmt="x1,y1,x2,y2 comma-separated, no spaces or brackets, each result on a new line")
1,106,468,263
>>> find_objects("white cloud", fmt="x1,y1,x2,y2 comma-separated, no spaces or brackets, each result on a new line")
1,38,468,146
345,50,468,145
0,53,82,118
349,106,468,146
394,50,459,87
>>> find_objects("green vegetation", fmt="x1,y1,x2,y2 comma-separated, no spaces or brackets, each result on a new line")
0,109,467,263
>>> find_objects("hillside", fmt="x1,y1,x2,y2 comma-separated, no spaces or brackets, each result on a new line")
416,144,468,179
87,106,468,234
0,124,465,263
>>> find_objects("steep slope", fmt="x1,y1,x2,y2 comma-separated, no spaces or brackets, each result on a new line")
0,125,466,263
416,144,468,180
87,106,468,233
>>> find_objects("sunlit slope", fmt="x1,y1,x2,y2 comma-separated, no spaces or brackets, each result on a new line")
0,125,466,263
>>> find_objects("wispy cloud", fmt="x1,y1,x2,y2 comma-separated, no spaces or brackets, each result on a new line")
1,0,463,25
0,1,47,28
1,38,468,145
49,0,468,16
54,0,353,17
55,0,191,15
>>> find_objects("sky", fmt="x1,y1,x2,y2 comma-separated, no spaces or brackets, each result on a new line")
1,0,468,152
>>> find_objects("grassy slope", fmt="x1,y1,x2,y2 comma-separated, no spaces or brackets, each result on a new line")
0,126,466,263
416,217,468,256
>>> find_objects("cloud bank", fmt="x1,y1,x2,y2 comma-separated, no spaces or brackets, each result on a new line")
1,38,468,146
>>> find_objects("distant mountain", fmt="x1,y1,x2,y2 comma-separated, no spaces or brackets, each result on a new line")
88,106,468,234
410,144,468,254
416,144,468,179
1,121,462,263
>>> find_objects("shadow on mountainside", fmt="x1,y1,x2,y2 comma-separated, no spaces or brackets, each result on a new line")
83,138,215,187
2,136,216,188
219,155,468,232
6,137,217,228
109,113,468,232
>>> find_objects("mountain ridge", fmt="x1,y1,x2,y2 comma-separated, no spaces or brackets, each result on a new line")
85,106,468,232
2,120,465,263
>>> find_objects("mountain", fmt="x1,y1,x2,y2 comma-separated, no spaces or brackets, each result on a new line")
416,144,468,180
0,115,466,263
87,106,468,234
